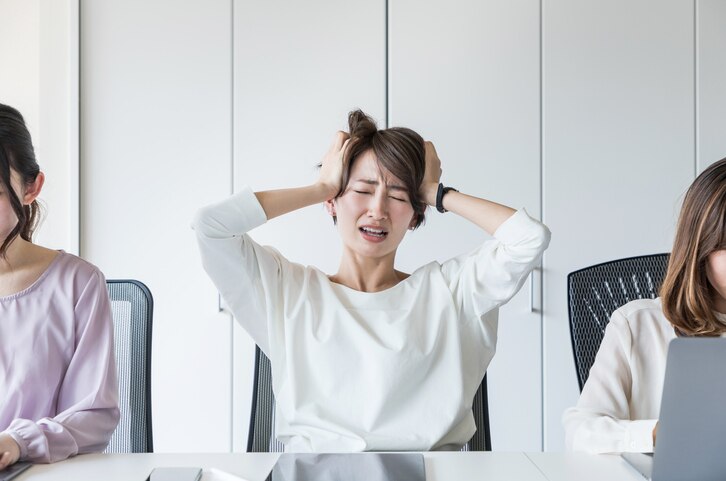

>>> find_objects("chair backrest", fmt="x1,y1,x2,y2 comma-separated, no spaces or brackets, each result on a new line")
247,345,491,452
105,279,154,453
567,253,669,391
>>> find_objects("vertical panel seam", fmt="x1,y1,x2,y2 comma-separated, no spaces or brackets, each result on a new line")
77,0,82,256
385,0,389,128
539,0,546,452
694,0,698,177
229,0,235,454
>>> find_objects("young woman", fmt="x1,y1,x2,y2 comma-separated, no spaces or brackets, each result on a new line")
563,157,726,454
0,104,119,470
193,110,550,452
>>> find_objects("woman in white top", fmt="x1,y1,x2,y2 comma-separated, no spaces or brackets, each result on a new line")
193,110,550,452
563,156,726,454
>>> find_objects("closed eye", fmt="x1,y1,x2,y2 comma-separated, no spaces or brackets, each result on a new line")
354,190,372,195
389,196,407,202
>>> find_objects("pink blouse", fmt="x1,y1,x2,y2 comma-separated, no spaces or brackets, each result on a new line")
0,251,119,463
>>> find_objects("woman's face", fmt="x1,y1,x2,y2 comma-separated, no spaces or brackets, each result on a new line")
707,249,726,312
330,150,416,260
0,169,43,246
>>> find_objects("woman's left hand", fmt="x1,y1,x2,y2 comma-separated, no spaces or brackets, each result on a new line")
421,141,442,206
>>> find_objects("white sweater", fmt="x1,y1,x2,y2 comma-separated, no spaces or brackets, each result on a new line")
193,186,550,452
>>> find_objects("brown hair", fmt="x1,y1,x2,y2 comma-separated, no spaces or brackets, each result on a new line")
661,157,726,335
0,103,42,257
334,109,427,228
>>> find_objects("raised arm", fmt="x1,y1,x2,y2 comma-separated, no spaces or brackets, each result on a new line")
419,141,516,235
428,140,550,318
255,131,350,220
192,132,350,353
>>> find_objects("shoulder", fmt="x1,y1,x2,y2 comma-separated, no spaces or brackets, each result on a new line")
54,252,106,281
610,297,671,337
48,252,108,300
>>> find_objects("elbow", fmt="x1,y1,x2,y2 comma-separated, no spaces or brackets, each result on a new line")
79,406,121,455
190,205,212,232
534,222,551,253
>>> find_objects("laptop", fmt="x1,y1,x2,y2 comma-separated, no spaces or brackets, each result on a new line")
0,462,32,481
265,453,426,481
622,337,726,481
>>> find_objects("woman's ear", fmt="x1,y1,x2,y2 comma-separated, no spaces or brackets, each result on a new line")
408,214,418,230
324,198,337,217
22,172,44,205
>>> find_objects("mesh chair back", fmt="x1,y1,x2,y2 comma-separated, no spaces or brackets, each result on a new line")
567,254,669,391
105,280,154,453
247,346,491,452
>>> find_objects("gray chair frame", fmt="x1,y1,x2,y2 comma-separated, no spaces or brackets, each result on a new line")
567,254,669,391
105,279,154,453
247,345,491,452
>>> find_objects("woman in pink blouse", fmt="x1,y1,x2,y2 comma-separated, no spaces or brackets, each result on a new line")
0,104,119,470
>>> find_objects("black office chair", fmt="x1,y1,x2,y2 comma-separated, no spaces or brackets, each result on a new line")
105,280,154,453
247,345,492,452
567,254,670,391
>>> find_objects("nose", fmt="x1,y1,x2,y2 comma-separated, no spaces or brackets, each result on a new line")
367,192,388,220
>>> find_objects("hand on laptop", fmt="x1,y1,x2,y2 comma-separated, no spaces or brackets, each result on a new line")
0,434,20,471
653,421,658,446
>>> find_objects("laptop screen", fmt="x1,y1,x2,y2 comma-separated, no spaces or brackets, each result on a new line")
650,338,726,481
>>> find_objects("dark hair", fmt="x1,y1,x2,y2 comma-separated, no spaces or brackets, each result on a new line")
661,157,726,335
334,109,427,228
0,103,41,257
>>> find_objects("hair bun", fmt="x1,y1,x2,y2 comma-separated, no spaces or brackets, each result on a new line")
348,109,377,138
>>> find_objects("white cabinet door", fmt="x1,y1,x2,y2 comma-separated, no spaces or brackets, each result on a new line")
698,0,726,172
389,0,543,451
81,0,233,452
232,0,386,451
542,0,695,450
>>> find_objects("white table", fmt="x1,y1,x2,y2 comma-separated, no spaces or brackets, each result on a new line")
525,452,645,481
12,452,644,481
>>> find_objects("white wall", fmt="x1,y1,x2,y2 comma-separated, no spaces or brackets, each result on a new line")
80,0,234,452
698,0,726,172
0,0,39,140
542,0,696,450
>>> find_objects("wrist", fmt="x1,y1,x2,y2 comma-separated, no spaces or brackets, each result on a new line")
422,182,439,206
315,181,340,200
435,183,458,213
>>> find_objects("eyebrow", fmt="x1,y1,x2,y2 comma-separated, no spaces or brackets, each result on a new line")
355,178,407,192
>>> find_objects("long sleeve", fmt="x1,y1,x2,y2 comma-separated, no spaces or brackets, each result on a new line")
4,269,120,463
563,308,658,454
440,209,550,321
192,186,284,354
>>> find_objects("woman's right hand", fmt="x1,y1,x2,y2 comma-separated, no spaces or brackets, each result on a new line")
421,141,443,206
0,434,20,471
317,131,350,199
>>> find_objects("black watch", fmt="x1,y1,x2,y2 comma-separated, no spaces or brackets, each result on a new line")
436,183,458,213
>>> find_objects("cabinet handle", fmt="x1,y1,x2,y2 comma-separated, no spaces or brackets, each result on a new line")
529,266,542,313
218,293,229,314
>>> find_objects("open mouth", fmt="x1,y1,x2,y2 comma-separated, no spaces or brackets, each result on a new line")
359,226,388,240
